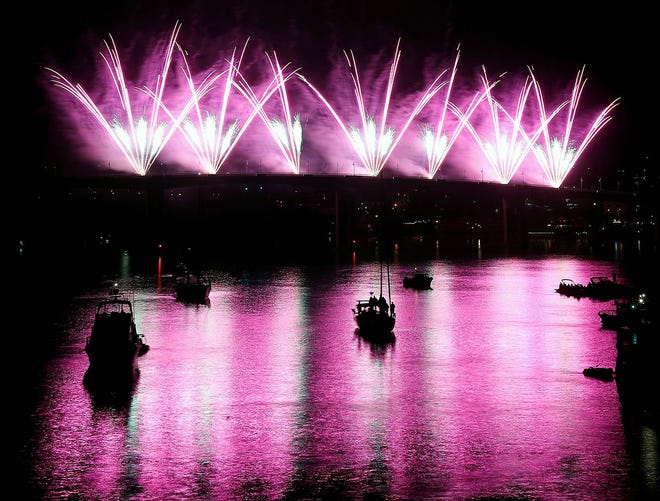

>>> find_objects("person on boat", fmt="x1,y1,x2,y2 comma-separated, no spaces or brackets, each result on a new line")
390,302,395,316
369,293,378,309
378,295,389,314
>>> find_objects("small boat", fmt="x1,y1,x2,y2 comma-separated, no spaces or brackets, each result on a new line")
556,276,634,300
598,292,650,330
84,286,149,383
584,276,634,300
355,192,396,340
582,366,614,381
556,278,586,298
175,272,211,304
403,272,433,290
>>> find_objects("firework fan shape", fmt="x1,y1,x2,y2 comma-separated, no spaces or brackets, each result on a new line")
530,65,620,188
298,38,447,177
46,22,184,176
44,23,620,188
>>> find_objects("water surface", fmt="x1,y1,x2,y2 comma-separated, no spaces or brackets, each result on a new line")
16,255,658,499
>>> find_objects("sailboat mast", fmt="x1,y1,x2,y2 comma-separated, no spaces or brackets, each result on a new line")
380,258,383,297
387,259,391,303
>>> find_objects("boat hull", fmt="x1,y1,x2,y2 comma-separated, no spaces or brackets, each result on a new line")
85,339,141,377
354,311,396,337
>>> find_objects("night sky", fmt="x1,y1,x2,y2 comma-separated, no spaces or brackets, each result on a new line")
16,0,655,183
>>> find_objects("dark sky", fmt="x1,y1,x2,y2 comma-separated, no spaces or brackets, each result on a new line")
17,0,655,180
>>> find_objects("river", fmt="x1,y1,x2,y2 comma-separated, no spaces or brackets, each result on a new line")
13,252,658,499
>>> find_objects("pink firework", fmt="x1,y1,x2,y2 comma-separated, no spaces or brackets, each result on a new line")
45,22,183,176
233,52,303,174
459,67,564,184
421,47,496,180
161,39,262,174
298,39,446,176
530,65,620,188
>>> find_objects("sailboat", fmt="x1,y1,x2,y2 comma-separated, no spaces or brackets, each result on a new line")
352,247,396,338
352,175,397,339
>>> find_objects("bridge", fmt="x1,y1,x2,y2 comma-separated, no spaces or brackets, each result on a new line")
34,170,633,196
20,172,642,265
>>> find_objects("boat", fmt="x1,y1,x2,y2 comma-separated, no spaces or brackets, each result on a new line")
84,286,149,382
556,275,634,300
175,272,211,304
598,292,651,330
582,366,615,381
353,257,396,339
556,278,586,298
403,272,433,290
353,292,396,338
584,276,634,300
354,182,396,339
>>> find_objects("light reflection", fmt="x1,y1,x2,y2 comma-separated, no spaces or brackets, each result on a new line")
640,426,659,492
119,250,131,278
157,255,162,290
26,257,652,499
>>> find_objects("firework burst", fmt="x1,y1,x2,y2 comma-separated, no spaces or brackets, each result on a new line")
298,39,446,176
458,67,563,184
530,65,620,188
46,22,183,176
421,47,495,179
232,52,303,174
44,27,621,184
163,39,260,174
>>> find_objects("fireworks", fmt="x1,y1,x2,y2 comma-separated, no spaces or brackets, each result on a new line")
45,26,620,187
456,68,538,184
233,52,303,174
297,39,446,176
153,39,261,175
530,65,620,188
46,22,183,176
422,47,496,180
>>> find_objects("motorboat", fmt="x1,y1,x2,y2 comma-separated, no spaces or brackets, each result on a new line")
175,273,211,304
582,366,614,381
556,276,634,300
598,292,651,330
556,278,586,298
84,286,149,382
403,272,433,290
584,276,634,300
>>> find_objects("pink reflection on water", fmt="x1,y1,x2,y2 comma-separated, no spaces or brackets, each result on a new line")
25,257,649,499
132,269,310,498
